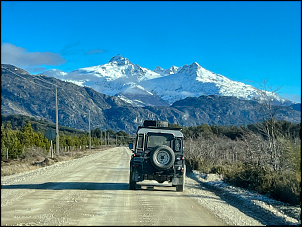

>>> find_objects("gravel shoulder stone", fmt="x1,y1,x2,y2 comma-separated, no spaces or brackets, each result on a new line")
185,170,301,226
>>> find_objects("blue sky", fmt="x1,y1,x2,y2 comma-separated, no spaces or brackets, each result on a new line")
1,1,301,102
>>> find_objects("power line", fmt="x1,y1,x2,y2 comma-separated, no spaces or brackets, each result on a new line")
4,68,80,112
32,74,58,87
6,68,95,114
4,67,101,151
4,67,60,154
4,68,61,93
4,67,94,136
4,68,54,91
34,73,90,116
7,76,53,91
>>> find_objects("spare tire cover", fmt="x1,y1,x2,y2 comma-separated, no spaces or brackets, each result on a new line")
150,145,175,170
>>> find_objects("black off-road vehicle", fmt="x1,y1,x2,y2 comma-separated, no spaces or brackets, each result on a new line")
128,120,186,191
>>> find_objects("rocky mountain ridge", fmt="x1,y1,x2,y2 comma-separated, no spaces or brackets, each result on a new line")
40,54,293,107
1,64,300,134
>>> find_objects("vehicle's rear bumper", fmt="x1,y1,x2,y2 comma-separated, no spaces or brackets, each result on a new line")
132,170,184,184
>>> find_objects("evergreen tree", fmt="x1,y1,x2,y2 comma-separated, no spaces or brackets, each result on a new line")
1,122,23,159
20,121,35,147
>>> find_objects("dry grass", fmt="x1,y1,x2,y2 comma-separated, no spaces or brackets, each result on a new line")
1,146,115,176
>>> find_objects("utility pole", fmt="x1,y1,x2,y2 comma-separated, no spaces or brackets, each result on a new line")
100,130,102,146
89,109,91,150
56,87,59,155
104,131,107,145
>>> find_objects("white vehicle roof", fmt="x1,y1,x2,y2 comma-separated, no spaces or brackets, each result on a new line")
137,128,183,137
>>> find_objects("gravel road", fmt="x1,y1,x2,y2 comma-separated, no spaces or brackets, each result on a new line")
1,147,300,226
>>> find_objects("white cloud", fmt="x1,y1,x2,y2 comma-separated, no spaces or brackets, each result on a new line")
1,43,66,68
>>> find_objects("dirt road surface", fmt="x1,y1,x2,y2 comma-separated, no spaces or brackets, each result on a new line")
1,147,227,226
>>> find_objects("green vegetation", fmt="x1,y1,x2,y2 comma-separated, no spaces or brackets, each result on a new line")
2,114,300,205
1,114,87,136
1,121,50,159
1,114,134,160
183,120,301,205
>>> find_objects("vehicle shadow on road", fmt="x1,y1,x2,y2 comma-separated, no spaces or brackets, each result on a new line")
187,173,296,226
1,182,185,194
135,184,177,192
1,182,129,190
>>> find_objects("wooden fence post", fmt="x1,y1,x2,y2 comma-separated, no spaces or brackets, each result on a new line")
52,141,54,158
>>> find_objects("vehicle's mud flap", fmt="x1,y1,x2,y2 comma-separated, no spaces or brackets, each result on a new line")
172,176,182,185
132,171,143,182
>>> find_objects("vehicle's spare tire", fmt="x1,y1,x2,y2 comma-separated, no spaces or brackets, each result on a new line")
150,145,175,170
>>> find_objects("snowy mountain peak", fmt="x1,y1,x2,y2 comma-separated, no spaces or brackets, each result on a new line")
191,62,201,68
153,65,180,76
176,62,200,76
153,66,164,73
170,66,179,73
40,55,293,107
109,54,131,65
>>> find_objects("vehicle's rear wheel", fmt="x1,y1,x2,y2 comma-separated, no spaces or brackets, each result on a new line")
176,165,186,192
129,171,136,190
150,145,175,170
176,184,184,192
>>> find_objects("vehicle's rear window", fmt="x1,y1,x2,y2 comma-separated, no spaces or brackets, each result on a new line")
146,133,174,148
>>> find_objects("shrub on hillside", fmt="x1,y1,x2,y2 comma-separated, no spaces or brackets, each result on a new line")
270,171,301,205
223,163,301,205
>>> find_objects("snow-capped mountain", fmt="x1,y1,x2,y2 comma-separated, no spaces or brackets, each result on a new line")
40,54,293,107
141,62,264,104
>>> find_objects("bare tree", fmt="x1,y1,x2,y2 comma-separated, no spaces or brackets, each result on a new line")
254,80,283,170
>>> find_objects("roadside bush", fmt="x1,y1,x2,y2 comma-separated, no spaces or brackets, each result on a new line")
224,163,273,192
185,158,201,171
185,158,212,173
223,163,301,205
210,165,225,175
270,171,301,205
19,146,48,161
183,121,301,205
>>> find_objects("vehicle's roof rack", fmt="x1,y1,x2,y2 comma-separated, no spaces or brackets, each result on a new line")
143,120,168,128
140,120,182,131
138,126,182,130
